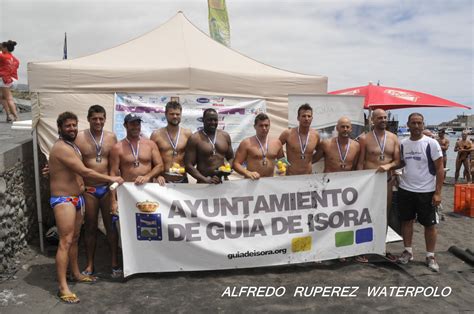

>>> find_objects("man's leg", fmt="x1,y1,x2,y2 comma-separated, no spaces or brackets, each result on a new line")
53,203,77,295
463,159,471,182
83,193,100,274
401,219,414,248
424,225,437,253
69,206,86,280
454,158,462,182
100,193,120,270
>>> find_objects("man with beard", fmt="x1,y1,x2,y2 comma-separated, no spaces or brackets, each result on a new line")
279,104,320,175
356,108,400,263
184,108,234,184
436,129,449,180
454,131,472,183
234,113,285,179
313,117,360,172
150,101,192,184
397,113,443,272
49,112,123,304
74,105,121,278
109,113,164,211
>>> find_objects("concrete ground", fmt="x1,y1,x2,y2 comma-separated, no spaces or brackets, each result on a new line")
0,184,473,313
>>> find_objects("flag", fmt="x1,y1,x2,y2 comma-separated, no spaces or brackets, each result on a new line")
208,0,231,47
63,32,67,60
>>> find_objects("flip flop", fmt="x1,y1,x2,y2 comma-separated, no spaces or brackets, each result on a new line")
81,269,94,276
111,267,123,279
73,274,97,283
385,252,398,262
355,255,369,263
57,291,80,304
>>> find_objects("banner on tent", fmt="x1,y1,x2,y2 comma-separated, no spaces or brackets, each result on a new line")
288,94,365,139
113,93,266,149
117,170,386,276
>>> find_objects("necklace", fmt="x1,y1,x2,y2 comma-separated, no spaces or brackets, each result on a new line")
125,137,140,167
255,135,269,166
372,130,387,161
165,126,181,157
61,138,82,160
336,138,350,169
297,127,310,160
202,130,217,155
88,129,104,163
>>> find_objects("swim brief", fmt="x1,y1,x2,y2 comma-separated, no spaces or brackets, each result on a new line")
85,185,109,199
50,195,85,211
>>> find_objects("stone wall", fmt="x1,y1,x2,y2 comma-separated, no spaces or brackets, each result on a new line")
0,139,49,274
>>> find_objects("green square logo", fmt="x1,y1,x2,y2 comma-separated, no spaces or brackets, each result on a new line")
335,231,354,247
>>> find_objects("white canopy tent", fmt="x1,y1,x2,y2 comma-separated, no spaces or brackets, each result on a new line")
28,12,327,155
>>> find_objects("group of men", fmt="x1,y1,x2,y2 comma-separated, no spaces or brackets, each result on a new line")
49,101,444,304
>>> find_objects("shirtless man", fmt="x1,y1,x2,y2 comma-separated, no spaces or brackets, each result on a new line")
74,105,121,278
279,104,320,175
356,109,400,262
437,129,449,178
184,108,234,184
49,112,123,304
454,131,472,183
150,101,192,184
109,113,164,209
313,117,360,172
234,113,285,179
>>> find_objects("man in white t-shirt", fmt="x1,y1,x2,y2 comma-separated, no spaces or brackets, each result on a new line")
397,113,444,272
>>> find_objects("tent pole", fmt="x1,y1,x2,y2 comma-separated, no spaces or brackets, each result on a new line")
33,127,45,253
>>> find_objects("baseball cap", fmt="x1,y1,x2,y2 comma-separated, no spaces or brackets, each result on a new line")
124,113,142,123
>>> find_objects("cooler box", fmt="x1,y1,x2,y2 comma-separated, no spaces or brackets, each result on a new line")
453,184,474,217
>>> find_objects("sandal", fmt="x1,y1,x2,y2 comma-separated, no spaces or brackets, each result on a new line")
81,269,94,276
72,274,97,283
355,255,369,263
111,267,123,279
57,291,80,304
385,252,398,262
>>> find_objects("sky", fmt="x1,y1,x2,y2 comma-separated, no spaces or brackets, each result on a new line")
0,0,472,125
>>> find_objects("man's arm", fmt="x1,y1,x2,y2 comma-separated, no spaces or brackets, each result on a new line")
312,141,326,163
377,135,401,173
58,144,122,184
184,135,211,183
233,140,259,180
224,132,234,165
135,141,164,185
108,143,122,213
432,157,444,206
356,134,366,170
278,129,289,146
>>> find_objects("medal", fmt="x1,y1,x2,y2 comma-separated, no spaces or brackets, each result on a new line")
297,127,310,161
255,135,269,166
166,126,181,159
202,130,217,156
88,129,104,164
373,130,387,162
126,137,140,168
336,138,351,170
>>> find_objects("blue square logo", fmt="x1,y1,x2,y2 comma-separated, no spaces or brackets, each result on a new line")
136,213,162,241
355,227,373,244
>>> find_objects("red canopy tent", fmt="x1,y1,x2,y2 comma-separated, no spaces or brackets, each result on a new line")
329,82,471,110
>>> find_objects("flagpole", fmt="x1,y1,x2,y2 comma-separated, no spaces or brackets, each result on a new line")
63,32,67,60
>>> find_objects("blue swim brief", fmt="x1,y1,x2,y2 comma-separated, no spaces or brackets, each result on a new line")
85,185,109,199
50,195,85,211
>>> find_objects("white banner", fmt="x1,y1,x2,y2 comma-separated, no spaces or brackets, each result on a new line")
117,170,386,277
113,93,266,149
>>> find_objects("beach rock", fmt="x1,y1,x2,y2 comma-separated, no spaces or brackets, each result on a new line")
0,178,6,196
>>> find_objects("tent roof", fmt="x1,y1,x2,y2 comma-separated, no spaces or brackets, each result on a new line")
28,12,326,93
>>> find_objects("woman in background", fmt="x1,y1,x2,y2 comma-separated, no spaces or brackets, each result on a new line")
0,40,19,122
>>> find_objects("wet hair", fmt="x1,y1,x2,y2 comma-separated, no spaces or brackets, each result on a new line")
87,104,106,118
165,101,182,113
407,112,424,123
254,113,270,125
57,111,78,128
203,108,217,118
1,40,17,52
297,103,313,117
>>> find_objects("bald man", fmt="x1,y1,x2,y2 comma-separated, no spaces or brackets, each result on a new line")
357,109,400,262
313,117,360,172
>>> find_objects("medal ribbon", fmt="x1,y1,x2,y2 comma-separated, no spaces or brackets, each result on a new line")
297,127,310,157
336,138,350,165
61,138,82,160
88,129,104,159
372,130,386,157
125,137,140,165
166,126,181,154
255,135,269,161
202,130,217,154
